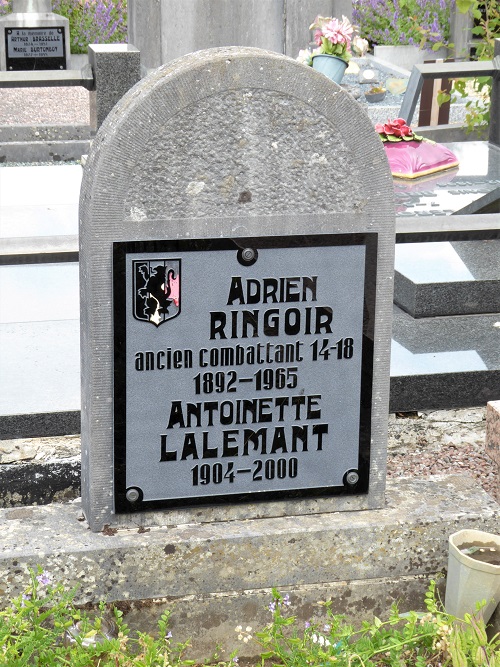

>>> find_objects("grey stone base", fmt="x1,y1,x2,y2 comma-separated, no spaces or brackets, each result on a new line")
390,305,500,412
123,576,445,658
391,370,500,413
0,139,90,164
0,476,497,656
0,124,91,163
0,411,80,440
394,241,500,318
0,459,80,508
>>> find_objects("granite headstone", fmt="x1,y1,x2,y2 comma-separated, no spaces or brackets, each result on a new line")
79,47,395,532
0,0,71,71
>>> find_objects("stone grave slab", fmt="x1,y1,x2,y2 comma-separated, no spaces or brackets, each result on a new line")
393,141,500,217
0,475,497,657
394,240,500,318
390,305,500,412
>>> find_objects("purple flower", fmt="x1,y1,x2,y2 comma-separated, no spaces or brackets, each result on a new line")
36,571,51,586
352,0,451,48
305,621,311,628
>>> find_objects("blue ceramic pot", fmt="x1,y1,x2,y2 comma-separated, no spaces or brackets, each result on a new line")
311,54,348,84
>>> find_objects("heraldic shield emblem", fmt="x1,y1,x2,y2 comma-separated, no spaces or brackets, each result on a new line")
133,259,181,327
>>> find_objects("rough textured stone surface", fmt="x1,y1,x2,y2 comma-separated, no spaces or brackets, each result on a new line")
88,44,141,132
0,435,80,463
0,459,80,507
0,124,91,163
0,476,497,657
388,408,487,452
0,412,80,441
486,400,500,465
121,576,445,658
80,47,395,531
123,88,366,220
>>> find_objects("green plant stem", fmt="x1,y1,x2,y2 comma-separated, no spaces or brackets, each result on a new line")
365,630,437,658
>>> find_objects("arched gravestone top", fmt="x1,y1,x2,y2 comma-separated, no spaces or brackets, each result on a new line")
80,47,395,532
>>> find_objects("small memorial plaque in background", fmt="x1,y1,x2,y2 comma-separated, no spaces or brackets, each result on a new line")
5,27,66,70
113,234,377,512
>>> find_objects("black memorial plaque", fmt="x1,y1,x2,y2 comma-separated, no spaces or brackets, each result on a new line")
113,234,377,512
5,27,66,70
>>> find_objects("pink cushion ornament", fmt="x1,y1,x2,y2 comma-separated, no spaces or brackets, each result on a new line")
375,118,459,179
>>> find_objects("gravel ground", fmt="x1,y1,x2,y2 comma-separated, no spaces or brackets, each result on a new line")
387,409,499,502
0,86,90,125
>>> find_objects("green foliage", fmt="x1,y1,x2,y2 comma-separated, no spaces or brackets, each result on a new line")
1,573,499,667
0,567,197,666
352,0,452,50
247,583,500,667
52,0,127,54
441,0,500,135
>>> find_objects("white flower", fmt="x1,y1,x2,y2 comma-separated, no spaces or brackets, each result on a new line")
296,49,312,66
312,633,331,647
352,36,369,56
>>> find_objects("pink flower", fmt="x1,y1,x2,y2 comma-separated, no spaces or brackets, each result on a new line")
313,28,323,46
376,118,413,138
322,16,353,46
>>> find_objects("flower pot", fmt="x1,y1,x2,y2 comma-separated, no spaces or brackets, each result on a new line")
311,54,348,84
365,91,386,103
445,529,500,623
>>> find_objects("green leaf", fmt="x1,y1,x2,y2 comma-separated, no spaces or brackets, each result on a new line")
456,0,474,13
437,90,451,106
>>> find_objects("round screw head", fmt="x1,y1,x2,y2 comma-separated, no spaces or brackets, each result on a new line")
345,471,359,486
241,248,256,261
126,488,140,503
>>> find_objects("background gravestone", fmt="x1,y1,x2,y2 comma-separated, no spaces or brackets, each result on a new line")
0,0,71,71
80,47,395,532
128,0,353,71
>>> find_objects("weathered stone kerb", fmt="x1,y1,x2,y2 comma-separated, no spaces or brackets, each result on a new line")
0,477,498,656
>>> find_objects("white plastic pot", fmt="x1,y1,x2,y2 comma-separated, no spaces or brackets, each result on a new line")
445,529,500,622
